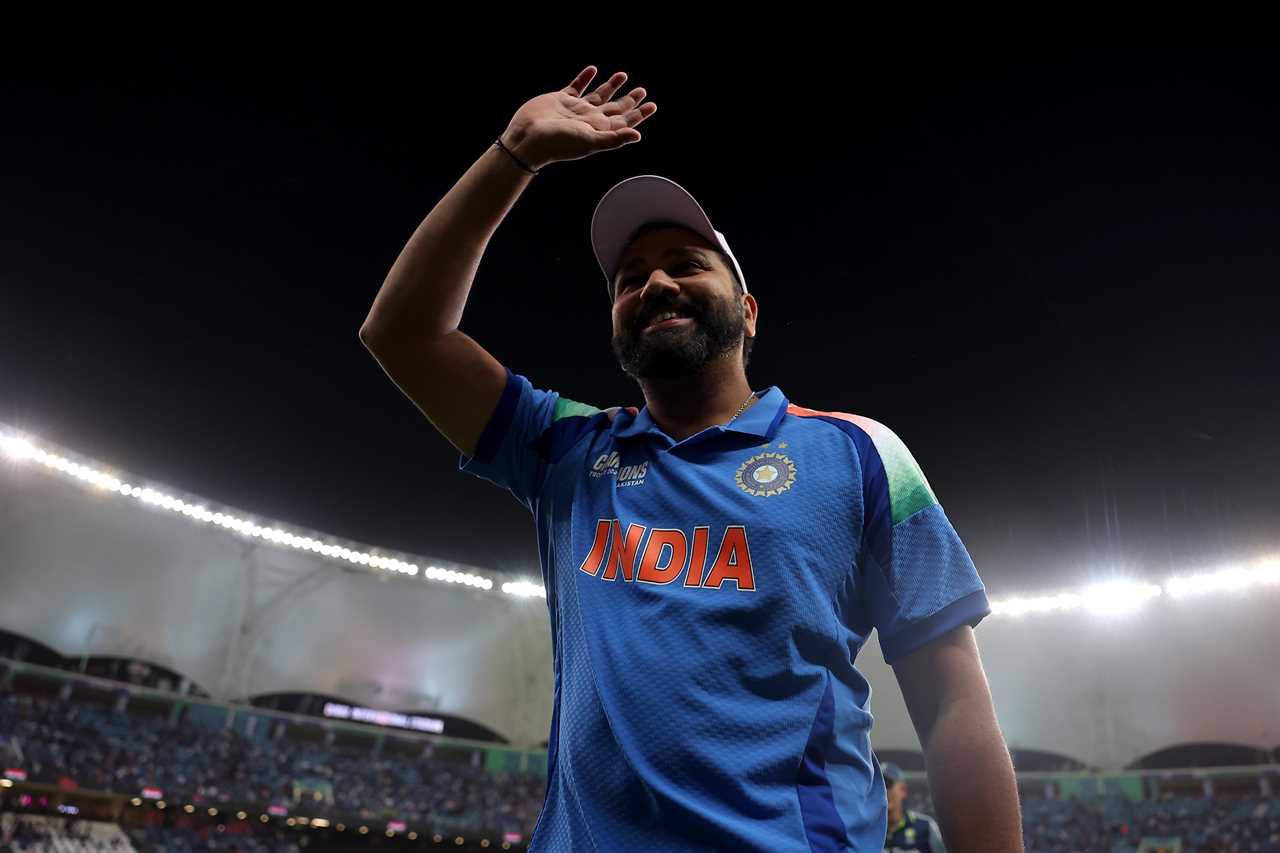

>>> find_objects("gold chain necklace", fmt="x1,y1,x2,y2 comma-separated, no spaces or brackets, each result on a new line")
727,391,756,425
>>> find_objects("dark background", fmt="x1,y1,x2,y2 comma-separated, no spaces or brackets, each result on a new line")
3,48,1276,592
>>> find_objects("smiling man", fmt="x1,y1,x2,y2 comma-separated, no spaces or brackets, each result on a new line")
359,66,1023,852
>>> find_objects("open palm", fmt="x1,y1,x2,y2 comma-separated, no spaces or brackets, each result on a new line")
503,67,657,169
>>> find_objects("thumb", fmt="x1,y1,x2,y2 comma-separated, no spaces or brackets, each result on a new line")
593,128,641,151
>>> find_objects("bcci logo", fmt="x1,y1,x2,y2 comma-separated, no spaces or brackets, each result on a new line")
735,452,797,497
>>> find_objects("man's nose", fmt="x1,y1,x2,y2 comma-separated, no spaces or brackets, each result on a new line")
639,271,679,301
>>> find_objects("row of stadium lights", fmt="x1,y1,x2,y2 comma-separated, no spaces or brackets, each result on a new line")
5,430,1277,615
115,797,515,848
0,432,546,600
988,559,1280,618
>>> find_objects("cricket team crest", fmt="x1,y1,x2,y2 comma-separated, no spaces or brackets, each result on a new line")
735,452,797,497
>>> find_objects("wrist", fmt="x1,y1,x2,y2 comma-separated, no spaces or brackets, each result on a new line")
498,128,548,173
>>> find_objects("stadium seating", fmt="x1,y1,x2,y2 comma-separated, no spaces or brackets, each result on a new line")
4,690,1279,850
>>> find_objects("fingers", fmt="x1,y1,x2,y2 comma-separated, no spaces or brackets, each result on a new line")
616,101,657,129
582,71,627,106
563,66,597,97
600,87,647,116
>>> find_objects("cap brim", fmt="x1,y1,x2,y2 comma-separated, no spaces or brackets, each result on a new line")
591,175,722,293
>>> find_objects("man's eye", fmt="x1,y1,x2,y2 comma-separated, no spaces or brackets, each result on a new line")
674,260,704,273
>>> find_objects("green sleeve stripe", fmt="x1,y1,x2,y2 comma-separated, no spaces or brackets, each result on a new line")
847,414,938,524
553,397,602,422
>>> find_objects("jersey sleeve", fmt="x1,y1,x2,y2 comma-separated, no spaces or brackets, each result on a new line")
853,418,990,665
459,369,597,510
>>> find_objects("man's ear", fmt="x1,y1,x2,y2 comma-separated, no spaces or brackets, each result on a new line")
743,293,758,338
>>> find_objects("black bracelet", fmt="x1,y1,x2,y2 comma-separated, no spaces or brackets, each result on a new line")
494,137,539,175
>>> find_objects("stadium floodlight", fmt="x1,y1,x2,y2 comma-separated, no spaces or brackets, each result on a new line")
0,434,36,459
12,424,1276,618
1165,557,1280,599
501,580,547,599
0,426,521,595
1081,580,1162,616
989,556,1280,620
989,592,1081,618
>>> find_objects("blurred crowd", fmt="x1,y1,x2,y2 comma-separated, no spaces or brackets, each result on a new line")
2,814,129,851
903,789,1280,851
0,692,541,841
4,690,1279,851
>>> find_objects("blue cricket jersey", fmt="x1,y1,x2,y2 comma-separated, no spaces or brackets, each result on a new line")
461,370,989,852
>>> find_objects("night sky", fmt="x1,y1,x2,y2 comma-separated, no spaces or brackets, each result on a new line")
3,49,1277,594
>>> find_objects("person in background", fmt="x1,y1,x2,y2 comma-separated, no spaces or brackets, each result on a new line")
884,763,945,852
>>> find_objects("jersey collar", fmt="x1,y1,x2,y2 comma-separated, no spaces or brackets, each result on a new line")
611,386,789,444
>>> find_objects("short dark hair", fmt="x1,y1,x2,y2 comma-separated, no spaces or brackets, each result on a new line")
620,221,755,368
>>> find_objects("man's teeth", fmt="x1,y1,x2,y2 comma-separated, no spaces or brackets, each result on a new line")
650,312,683,325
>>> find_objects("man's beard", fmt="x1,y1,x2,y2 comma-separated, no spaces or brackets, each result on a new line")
611,296,745,380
